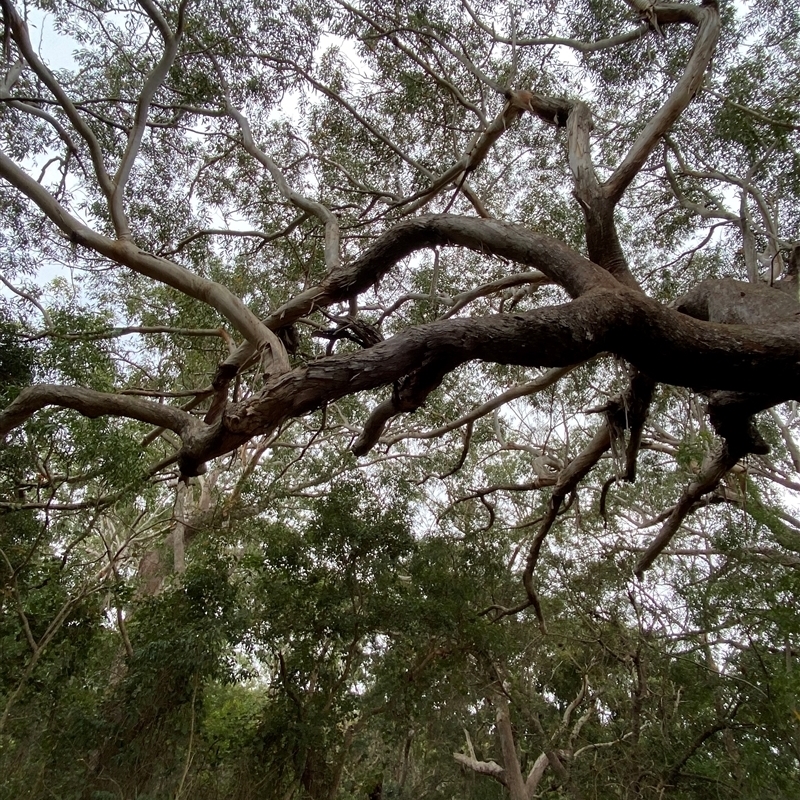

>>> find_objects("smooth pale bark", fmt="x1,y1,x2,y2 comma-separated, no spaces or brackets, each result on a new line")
0,150,288,367
0,384,199,441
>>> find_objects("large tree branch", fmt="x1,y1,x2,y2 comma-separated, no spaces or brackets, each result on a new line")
6,237,798,470
3,218,799,479
178,285,800,473
0,149,288,366
0,385,199,440
209,212,612,398
216,211,612,379
604,2,720,203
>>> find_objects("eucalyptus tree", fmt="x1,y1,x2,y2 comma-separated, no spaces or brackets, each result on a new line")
1,0,800,795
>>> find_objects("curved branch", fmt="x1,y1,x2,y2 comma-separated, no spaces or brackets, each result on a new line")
182,286,800,472
160,216,308,257
0,150,288,365
634,442,742,577
225,103,341,273
444,270,551,317
0,91,82,164
392,98,525,216
0,385,199,440
461,0,649,52
304,214,614,304
111,0,189,237
604,2,720,203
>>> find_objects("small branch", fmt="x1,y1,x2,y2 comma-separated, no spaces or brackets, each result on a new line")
160,216,308,257
462,0,649,52
708,89,800,132
27,325,231,343
383,365,577,446
635,442,743,577
111,0,189,238
0,274,53,329
445,271,551,317
225,102,341,274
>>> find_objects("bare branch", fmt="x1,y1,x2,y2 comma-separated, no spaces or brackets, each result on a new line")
225,102,342,273
111,0,189,237
160,216,308,257
605,2,720,203
452,752,507,783
0,384,199,441
383,366,577,446
0,274,53,329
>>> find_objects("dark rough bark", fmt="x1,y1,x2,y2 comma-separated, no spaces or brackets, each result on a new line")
3,213,798,482
173,283,800,475
676,278,800,326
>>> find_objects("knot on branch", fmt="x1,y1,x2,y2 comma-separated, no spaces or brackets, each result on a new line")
504,89,571,127
706,391,771,457
318,314,383,354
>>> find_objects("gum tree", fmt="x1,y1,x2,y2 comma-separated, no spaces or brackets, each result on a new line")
1,0,800,794
2,0,798,605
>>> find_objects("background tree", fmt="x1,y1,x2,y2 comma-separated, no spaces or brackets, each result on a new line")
1,0,800,796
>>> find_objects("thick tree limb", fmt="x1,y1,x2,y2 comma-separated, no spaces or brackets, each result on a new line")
3,215,799,478
179,285,800,473
0,385,199,440
266,215,615,311
5,276,799,475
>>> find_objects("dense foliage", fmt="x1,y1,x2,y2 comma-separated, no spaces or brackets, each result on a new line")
1,0,800,797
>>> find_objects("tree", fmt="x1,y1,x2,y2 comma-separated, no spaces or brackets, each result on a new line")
2,0,800,796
